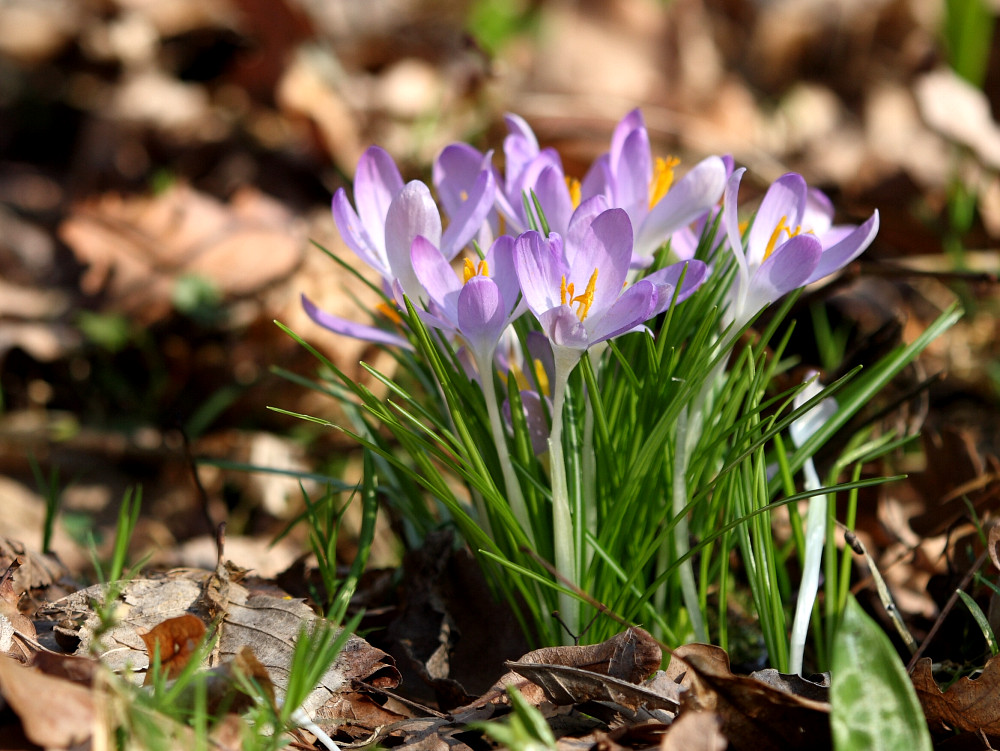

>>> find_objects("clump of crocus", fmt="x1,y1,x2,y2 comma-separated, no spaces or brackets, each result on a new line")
297,107,906,654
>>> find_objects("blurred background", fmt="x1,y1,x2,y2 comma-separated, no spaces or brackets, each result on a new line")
0,0,998,637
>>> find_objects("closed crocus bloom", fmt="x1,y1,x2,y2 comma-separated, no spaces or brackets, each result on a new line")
723,168,879,328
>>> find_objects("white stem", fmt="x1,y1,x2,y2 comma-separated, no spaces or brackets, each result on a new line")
476,351,534,547
673,406,707,643
789,456,826,675
548,348,582,642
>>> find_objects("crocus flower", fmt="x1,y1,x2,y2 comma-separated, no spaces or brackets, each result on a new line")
580,109,728,262
305,145,496,345
409,234,521,367
723,168,879,328
514,208,659,354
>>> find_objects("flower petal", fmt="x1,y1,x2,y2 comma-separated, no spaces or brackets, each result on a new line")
354,146,404,249
485,235,523,319
565,195,610,266
743,233,822,316
301,293,411,349
747,173,807,267
586,279,657,344
433,143,490,217
645,260,708,314
724,168,750,284
634,156,727,258
332,188,387,275
542,306,590,349
411,235,461,321
385,181,442,299
805,210,879,284
440,167,496,259
613,128,653,225
514,230,567,317
533,163,574,236
579,208,633,320
458,276,507,361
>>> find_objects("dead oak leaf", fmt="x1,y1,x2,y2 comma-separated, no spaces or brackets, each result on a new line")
911,656,1000,735
58,184,304,323
139,613,207,683
0,653,98,748
34,569,399,722
674,644,830,751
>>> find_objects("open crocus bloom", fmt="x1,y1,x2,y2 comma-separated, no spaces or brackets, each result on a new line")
332,145,496,297
307,145,496,346
410,234,523,367
513,208,659,352
723,169,879,328
580,109,729,262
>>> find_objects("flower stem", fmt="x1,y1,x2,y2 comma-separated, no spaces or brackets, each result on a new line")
476,352,535,548
789,456,826,675
548,348,582,642
673,405,707,643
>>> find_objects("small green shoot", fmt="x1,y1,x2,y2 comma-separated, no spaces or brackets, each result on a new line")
468,686,557,751
956,589,998,656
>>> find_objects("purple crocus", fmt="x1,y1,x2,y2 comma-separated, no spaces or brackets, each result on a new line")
514,209,659,354
409,234,522,367
580,109,728,262
723,168,879,328
305,145,495,345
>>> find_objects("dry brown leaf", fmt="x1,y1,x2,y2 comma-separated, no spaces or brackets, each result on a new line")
675,644,830,751
456,627,662,711
35,568,399,720
58,184,303,323
505,660,678,713
989,523,1000,574
911,656,1000,735
660,710,727,751
139,613,207,683
0,653,98,748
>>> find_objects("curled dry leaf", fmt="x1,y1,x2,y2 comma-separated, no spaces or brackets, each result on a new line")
911,656,1000,735
673,644,830,751
660,709,727,751
455,627,662,712
139,613,207,683
58,184,304,323
0,653,98,748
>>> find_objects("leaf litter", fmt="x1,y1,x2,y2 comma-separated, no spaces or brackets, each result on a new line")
3,0,1000,747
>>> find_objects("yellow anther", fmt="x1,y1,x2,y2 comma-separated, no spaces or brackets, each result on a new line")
460,189,469,202
462,257,489,284
376,301,403,325
763,216,809,261
571,269,598,321
764,216,789,261
565,176,581,209
649,156,680,208
533,358,550,398
560,276,575,306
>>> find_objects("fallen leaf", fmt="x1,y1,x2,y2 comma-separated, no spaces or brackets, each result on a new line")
139,613,207,683
35,568,399,721
505,660,679,713
911,656,1000,735
0,653,98,748
58,184,304,324
676,645,830,751
456,626,662,711
660,710,727,751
